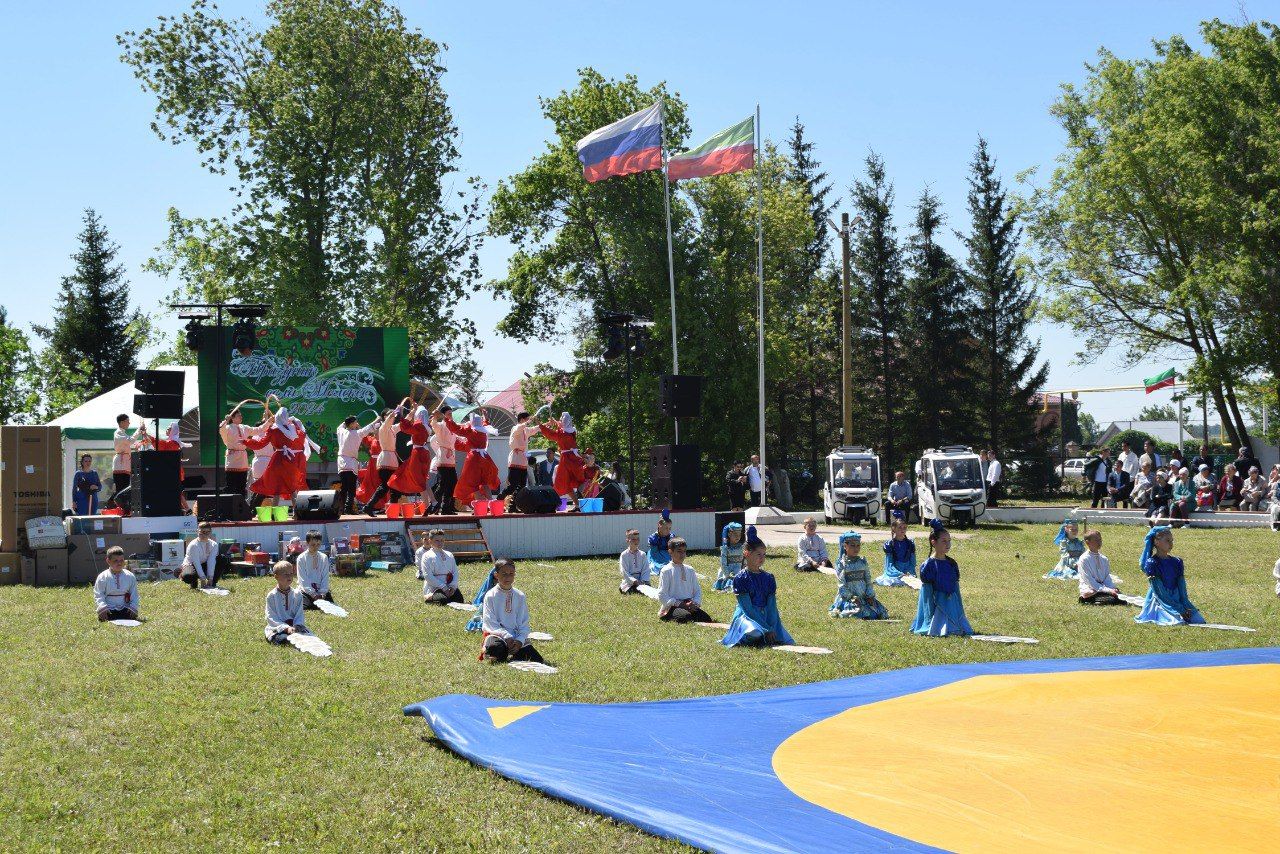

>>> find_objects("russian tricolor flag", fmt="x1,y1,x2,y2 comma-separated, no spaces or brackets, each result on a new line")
575,103,663,183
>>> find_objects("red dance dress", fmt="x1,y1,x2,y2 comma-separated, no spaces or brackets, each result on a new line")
355,434,387,510
387,416,432,496
447,419,501,504
251,426,308,500
540,424,585,495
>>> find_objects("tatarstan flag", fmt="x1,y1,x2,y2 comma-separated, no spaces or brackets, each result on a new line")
1144,368,1176,393
668,116,755,181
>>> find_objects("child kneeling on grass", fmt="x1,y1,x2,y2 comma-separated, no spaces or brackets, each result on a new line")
481,558,544,663
723,526,793,646
419,528,463,604
648,508,674,579
265,561,310,643
1077,531,1123,605
714,522,744,590
830,531,888,619
1134,526,1205,626
94,546,139,621
876,514,916,586
910,520,974,637
619,529,649,594
1045,519,1084,580
658,537,713,624
296,531,335,610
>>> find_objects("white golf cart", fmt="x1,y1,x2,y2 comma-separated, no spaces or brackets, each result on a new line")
916,446,987,528
823,447,882,526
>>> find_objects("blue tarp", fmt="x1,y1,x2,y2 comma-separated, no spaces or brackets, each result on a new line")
404,648,1280,853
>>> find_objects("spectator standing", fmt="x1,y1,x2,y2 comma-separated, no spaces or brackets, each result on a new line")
725,461,749,510
1139,440,1162,473
985,450,1003,507
535,447,558,488
1086,446,1112,508
1189,444,1215,477
745,454,769,507
1233,446,1262,482
1117,441,1140,480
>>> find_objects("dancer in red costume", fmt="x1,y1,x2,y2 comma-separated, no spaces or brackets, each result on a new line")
251,408,308,502
360,406,404,515
445,411,501,510
387,401,433,504
244,412,274,508
540,412,585,498
156,422,193,513
355,432,388,512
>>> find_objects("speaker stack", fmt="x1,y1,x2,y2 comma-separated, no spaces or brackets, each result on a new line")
133,369,186,419
130,451,183,517
658,374,704,418
650,373,704,509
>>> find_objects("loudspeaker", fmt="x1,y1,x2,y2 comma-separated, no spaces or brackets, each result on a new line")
649,443,702,510
130,450,183,517
134,369,185,397
295,489,341,521
658,374,704,418
598,480,625,512
133,393,185,419
196,493,251,522
513,485,560,515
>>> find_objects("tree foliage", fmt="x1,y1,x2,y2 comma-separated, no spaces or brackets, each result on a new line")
0,308,38,424
33,209,144,415
120,0,483,380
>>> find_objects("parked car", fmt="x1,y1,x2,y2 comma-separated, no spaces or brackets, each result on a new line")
1058,457,1086,481
822,446,881,525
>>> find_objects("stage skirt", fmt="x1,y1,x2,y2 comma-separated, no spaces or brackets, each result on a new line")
388,446,432,496
910,582,974,636
554,451,587,495
252,450,307,499
356,458,386,510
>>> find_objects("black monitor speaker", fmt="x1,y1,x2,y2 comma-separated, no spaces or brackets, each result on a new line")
196,493,251,522
295,489,341,521
134,369,186,396
130,450,183,517
649,444,701,510
513,485,561,515
598,480,625,512
134,393,185,419
658,374,704,418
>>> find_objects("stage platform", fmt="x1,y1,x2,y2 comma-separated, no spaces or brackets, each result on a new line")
197,508,723,560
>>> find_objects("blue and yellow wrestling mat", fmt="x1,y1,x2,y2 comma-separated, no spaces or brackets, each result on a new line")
404,648,1280,853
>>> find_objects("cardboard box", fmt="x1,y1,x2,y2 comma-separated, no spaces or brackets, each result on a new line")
66,515,124,536
0,426,62,552
29,548,69,587
156,539,185,565
65,533,152,586
25,515,67,550
0,552,21,586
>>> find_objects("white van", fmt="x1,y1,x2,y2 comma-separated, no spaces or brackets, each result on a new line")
916,446,987,528
823,447,882,525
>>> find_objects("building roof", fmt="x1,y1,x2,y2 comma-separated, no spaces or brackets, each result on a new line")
484,379,526,415
1097,420,1190,446
48,365,199,440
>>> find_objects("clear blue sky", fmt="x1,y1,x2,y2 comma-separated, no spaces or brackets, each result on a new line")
2,0,1271,425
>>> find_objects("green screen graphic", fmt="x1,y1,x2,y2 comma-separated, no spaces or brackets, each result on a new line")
198,327,409,465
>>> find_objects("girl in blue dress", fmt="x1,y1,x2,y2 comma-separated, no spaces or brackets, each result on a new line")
876,514,917,586
1134,526,1206,626
648,508,673,579
910,520,974,637
722,526,794,647
464,564,499,632
830,532,889,619
714,522,744,591
1044,519,1084,579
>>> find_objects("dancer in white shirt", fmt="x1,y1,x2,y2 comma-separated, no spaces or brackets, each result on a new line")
618,528,649,594
335,415,380,515
265,561,311,643
503,410,544,497
658,538,713,623
180,522,221,589
1077,531,1123,605
295,531,334,609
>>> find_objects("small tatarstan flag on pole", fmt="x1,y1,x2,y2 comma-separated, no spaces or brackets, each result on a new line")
1143,368,1176,394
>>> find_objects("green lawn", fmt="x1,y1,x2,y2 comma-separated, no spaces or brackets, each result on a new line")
1,523,1277,852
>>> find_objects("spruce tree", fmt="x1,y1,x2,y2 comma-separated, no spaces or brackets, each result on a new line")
960,139,1048,456
35,209,142,404
850,153,905,470
902,188,971,454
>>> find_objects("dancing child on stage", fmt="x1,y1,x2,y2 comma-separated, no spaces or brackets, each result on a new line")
658,538,713,623
335,414,380,515
876,514,917,586
1045,519,1084,580
539,412,586,500
722,526,793,646
387,402,433,509
360,406,404,515
429,406,462,514
830,531,888,619
619,529,649,594
94,546,138,621
502,409,544,497
1134,526,1205,625
714,522,744,591
910,520,974,636
480,559,544,663
444,411,501,512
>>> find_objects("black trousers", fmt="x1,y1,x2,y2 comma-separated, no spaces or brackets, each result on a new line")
181,563,222,588
749,490,762,507
1109,486,1132,508
483,635,543,663
111,473,132,509
362,468,401,513
661,606,713,624
435,466,457,514
226,470,249,498
336,470,358,515
302,589,335,610
100,607,137,621
1079,592,1123,606
986,482,1001,507
502,466,528,498
1090,481,1109,508
425,588,464,604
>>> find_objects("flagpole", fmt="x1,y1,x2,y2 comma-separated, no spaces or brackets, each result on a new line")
755,103,766,508
660,99,680,444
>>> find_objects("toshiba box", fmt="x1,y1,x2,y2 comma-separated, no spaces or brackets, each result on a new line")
0,426,62,552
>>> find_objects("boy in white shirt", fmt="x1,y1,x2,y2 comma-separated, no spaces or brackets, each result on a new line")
1077,530,1123,605
418,528,462,604
295,531,334,609
795,518,832,571
1272,556,1280,597
335,415,380,515
181,521,221,589
265,561,310,643
619,528,649,594
481,558,543,663
658,538,713,623
94,546,139,621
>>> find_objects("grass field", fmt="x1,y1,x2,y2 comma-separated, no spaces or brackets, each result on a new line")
2,523,1277,852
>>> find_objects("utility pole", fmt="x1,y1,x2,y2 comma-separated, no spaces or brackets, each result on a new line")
828,215,854,446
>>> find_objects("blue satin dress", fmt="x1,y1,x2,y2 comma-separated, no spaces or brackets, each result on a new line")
722,569,794,647
715,541,744,591
1134,556,1205,625
876,537,917,586
830,556,889,619
911,557,974,636
648,532,671,579
1045,538,1085,580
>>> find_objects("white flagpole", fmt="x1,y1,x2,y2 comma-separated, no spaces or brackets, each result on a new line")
660,99,680,444
755,103,766,507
